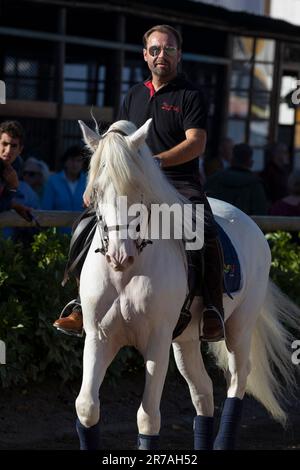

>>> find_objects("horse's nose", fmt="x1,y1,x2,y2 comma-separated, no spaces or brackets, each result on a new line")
105,253,134,270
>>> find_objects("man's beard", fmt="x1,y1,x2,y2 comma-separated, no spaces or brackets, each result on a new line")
152,64,171,77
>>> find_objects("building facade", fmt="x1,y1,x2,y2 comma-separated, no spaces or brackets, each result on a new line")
1,0,300,171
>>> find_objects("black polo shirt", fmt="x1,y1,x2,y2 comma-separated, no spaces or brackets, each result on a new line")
118,75,207,177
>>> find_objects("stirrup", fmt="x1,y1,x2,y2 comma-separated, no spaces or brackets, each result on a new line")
200,305,226,343
58,299,82,319
55,326,84,338
54,299,84,338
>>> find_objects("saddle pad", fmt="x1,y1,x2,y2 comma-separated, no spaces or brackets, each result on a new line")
217,222,241,294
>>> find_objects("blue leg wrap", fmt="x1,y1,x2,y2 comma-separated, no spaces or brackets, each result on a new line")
76,418,100,450
213,397,243,450
137,433,159,450
193,415,214,450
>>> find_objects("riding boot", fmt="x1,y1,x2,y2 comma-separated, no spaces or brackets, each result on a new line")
201,236,225,342
53,294,83,337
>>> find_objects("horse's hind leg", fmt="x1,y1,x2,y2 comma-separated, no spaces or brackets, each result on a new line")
137,327,172,450
172,338,214,450
213,305,254,450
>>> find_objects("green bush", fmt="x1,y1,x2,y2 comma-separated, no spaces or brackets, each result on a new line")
266,231,300,306
0,230,83,387
0,229,299,388
0,230,143,388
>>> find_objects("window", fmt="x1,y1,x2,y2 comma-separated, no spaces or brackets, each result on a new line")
64,63,88,105
4,56,54,101
64,62,106,106
121,64,145,103
227,36,275,171
227,119,246,143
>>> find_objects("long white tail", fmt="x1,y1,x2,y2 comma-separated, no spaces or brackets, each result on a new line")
209,280,300,425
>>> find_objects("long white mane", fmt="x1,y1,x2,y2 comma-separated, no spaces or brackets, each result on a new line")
80,119,204,246
86,120,189,205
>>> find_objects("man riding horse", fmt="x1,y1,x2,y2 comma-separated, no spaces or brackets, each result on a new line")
53,24,225,343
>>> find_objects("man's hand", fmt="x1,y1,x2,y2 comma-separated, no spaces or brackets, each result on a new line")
2,163,19,190
10,201,32,221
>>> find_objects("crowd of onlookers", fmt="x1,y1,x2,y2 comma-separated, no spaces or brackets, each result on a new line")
1,120,300,244
203,137,300,220
0,120,87,241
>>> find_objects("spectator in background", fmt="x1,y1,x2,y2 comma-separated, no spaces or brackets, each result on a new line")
42,145,87,233
203,137,233,178
0,120,32,221
204,143,267,215
270,169,300,216
22,157,50,203
261,142,290,205
269,170,300,244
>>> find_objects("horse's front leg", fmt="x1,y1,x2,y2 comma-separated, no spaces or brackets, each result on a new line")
76,301,122,450
137,326,172,450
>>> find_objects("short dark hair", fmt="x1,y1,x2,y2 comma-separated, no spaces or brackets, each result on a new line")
143,24,182,49
62,145,85,163
0,120,25,146
232,143,253,166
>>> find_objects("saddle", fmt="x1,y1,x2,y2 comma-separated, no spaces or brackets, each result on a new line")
62,208,97,286
172,223,241,339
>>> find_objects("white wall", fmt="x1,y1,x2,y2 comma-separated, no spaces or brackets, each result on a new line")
193,0,265,15
270,0,300,26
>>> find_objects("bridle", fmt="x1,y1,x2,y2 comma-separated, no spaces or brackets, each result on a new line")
95,204,153,257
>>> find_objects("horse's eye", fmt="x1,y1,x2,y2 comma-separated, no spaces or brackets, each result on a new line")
136,224,140,232
104,225,108,232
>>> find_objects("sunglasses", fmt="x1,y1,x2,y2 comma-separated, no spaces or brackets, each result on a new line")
148,45,178,57
23,171,41,177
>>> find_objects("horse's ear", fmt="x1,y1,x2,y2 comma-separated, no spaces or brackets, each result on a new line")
78,120,101,151
127,118,152,149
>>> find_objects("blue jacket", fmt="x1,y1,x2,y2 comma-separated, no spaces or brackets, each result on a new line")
42,170,87,233
0,184,13,212
42,171,86,211
2,181,41,239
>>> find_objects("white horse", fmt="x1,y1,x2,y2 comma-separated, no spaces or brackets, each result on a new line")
75,118,300,450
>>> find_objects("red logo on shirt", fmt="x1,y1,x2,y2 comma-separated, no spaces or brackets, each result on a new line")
161,102,181,113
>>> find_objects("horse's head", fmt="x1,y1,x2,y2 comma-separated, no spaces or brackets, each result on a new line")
97,182,147,272
79,118,154,272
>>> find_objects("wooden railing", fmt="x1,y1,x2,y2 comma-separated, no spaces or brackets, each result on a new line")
0,210,81,228
1,211,300,232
